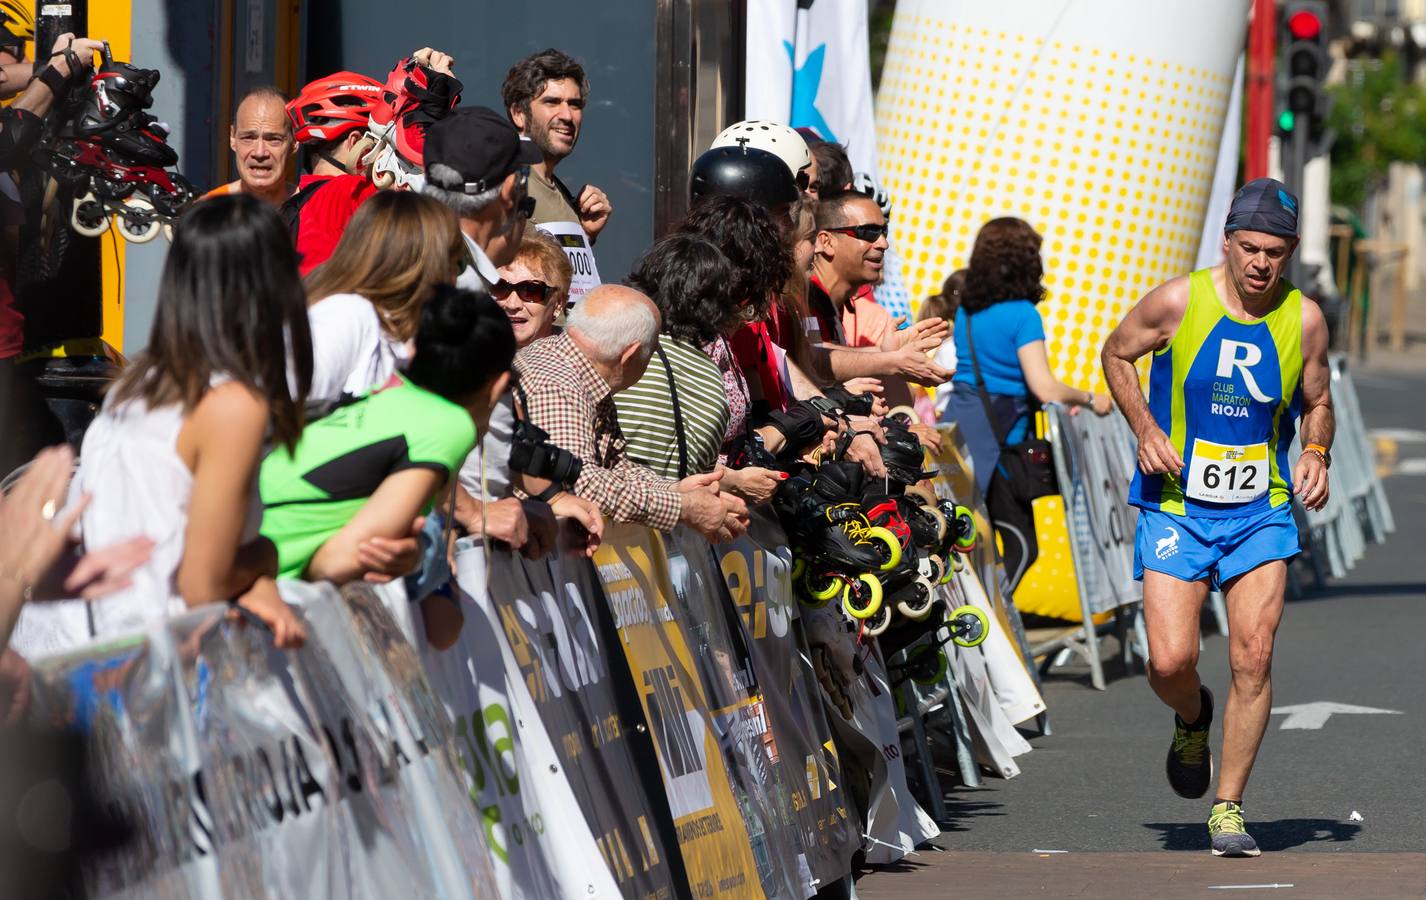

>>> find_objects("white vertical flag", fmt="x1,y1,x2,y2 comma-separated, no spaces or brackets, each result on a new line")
1195,55,1246,271
746,0,911,318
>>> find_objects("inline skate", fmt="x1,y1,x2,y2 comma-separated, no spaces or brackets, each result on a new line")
777,460,901,624
34,42,194,243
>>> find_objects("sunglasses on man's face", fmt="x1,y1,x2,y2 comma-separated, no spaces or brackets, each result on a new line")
824,223,888,243
492,278,555,303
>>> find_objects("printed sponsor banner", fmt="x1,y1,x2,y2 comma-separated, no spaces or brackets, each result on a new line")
717,512,858,892
593,523,763,900
25,582,498,899
535,221,602,305
1045,406,1142,615
485,537,680,900
417,539,623,899
664,526,805,899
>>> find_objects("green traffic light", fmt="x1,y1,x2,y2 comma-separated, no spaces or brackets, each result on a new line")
1278,109,1296,132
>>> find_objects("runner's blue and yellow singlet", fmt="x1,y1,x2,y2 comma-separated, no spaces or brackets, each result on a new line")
1128,268,1304,518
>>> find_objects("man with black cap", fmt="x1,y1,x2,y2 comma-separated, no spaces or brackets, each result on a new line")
1101,177,1334,858
422,105,542,290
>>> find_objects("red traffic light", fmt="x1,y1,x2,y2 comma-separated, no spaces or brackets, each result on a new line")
1287,10,1323,40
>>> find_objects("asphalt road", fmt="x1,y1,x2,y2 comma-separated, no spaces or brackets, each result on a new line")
856,361,1426,897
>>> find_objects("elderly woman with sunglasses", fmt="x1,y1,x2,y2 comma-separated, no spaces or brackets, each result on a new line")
490,229,573,346
451,230,605,557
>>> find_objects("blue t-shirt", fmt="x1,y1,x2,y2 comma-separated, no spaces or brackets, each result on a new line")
951,300,1046,395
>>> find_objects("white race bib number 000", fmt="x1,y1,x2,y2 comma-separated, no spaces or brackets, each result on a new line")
1184,438,1269,504
535,221,601,305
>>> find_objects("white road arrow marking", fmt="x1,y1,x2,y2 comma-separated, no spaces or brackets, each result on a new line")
1269,702,1404,730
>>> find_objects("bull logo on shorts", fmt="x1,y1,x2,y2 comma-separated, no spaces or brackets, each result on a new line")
1155,527,1181,560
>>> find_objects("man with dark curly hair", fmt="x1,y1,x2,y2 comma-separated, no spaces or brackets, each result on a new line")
501,48,611,243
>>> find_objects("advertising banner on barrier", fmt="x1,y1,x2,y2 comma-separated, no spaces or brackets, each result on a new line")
479,538,680,900
422,541,625,900
717,512,858,892
665,526,806,899
27,583,499,899
594,524,763,899
1046,406,1142,615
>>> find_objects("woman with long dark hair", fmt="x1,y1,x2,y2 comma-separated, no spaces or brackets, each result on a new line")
942,217,1111,587
13,194,311,655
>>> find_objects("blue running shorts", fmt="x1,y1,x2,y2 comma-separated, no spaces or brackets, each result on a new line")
1133,503,1300,588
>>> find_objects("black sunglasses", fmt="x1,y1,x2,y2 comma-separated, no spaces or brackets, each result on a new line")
824,223,888,243
492,278,555,303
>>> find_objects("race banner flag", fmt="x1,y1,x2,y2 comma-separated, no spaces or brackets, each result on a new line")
745,0,911,318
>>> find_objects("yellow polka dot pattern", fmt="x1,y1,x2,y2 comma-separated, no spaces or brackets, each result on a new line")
875,16,1235,391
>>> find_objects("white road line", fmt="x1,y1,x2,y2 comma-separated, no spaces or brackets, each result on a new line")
1207,885,1295,891
1397,458,1426,476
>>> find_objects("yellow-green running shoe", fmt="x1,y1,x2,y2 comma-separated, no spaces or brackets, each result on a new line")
1209,800,1261,857
1167,685,1214,799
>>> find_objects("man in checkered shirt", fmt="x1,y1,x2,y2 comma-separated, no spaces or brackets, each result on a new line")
514,284,749,541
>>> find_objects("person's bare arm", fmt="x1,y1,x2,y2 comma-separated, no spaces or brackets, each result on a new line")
806,336,953,386
1017,341,1111,414
175,383,273,605
1293,299,1334,511
1101,277,1191,476
306,468,444,584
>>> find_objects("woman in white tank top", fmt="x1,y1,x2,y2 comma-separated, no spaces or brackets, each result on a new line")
301,190,467,408
12,195,313,657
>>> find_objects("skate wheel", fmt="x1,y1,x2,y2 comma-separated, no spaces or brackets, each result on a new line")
117,197,163,243
803,571,842,604
903,484,938,507
863,525,902,572
791,558,806,584
162,223,175,243
939,554,957,584
911,648,949,687
840,573,883,620
948,605,989,648
885,405,919,427
861,603,892,636
920,502,948,545
952,504,978,552
372,168,396,190
896,576,938,620
71,194,111,237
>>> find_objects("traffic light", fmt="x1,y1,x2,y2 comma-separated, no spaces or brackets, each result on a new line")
1276,0,1331,142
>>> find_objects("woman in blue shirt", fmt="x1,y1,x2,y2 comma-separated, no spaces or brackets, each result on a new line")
942,217,1111,586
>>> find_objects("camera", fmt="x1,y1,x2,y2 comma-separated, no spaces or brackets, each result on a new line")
508,418,583,487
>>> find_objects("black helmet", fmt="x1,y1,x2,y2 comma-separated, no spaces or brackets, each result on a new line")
689,145,798,209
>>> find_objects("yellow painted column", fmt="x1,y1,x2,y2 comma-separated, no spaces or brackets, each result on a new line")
88,0,133,353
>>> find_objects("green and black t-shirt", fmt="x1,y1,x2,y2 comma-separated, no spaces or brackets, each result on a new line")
260,375,476,579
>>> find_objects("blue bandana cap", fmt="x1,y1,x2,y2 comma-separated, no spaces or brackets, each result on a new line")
1224,177,1299,238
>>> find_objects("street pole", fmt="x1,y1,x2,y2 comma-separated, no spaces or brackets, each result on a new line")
1246,0,1277,181
1289,122,1308,285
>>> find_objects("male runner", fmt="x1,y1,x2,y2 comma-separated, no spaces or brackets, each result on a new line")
1100,178,1333,857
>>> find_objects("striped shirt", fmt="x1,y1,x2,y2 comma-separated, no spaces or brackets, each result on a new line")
615,337,730,480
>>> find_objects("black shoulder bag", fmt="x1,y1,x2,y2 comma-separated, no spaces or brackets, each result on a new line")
965,313,1058,504
657,345,691,480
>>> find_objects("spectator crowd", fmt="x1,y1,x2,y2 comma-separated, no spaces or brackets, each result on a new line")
0,35,1111,696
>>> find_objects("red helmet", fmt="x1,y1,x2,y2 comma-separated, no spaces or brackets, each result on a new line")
287,71,382,145
364,56,462,189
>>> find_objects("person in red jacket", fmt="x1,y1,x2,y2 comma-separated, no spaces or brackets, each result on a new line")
293,48,461,274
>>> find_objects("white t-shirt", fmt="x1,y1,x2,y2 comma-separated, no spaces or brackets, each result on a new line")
457,393,515,502
11,384,263,658
307,292,412,407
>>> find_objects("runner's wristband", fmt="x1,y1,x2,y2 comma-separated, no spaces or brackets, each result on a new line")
1304,444,1330,468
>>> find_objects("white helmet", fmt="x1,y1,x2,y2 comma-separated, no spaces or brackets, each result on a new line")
711,120,812,190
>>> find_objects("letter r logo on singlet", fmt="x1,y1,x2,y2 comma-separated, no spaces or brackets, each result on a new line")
1215,340,1273,403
